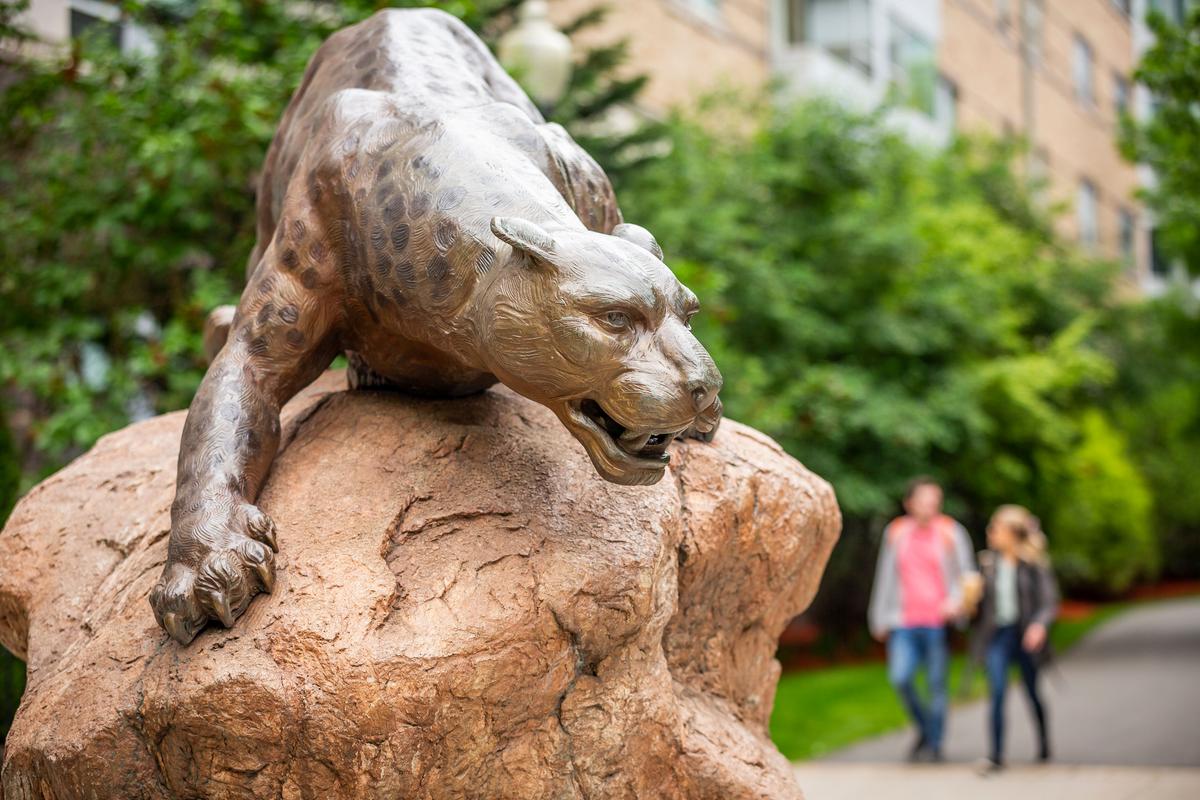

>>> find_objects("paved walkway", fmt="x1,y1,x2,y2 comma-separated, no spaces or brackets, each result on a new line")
792,597,1200,798
793,763,1200,800
828,597,1200,766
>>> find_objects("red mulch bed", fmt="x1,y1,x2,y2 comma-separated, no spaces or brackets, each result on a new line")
1130,579,1200,600
777,580,1200,670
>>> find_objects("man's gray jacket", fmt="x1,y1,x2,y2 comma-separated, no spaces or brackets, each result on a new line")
868,515,977,637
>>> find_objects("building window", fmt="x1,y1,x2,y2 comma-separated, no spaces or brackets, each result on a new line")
1150,0,1189,23
69,0,121,47
1022,0,1044,64
889,16,936,116
786,0,873,75
934,74,958,134
685,0,723,20
1113,72,1130,117
1118,207,1136,264
1078,179,1099,247
1029,147,1049,190
996,0,1012,29
1150,228,1172,276
67,0,155,56
1073,34,1095,107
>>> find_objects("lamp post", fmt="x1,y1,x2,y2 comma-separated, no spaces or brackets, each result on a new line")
497,0,573,116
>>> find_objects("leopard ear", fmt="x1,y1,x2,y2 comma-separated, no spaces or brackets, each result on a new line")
491,217,557,265
612,223,663,261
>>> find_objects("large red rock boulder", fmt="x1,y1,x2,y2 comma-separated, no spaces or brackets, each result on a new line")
0,372,839,799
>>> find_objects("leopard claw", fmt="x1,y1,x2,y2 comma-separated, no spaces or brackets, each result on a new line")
163,612,192,645
253,559,276,593
244,505,279,552
211,591,235,627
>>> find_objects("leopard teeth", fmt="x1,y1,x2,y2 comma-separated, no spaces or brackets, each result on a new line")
619,431,651,450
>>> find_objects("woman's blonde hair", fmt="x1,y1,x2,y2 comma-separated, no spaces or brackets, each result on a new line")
991,504,1049,565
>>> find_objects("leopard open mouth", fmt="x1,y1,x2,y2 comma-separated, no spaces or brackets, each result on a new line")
559,398,689,485
578,399,678,462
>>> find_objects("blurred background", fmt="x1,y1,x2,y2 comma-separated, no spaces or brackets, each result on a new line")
1,0,1198,795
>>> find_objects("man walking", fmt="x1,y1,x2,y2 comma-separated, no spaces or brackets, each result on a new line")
868,477,976,762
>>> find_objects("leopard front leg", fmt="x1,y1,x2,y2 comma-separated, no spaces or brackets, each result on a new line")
151,214,343,644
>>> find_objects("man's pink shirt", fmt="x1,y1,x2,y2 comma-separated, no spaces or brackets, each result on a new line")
894,518,950,628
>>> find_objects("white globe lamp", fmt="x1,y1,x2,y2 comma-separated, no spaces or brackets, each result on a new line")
498,0,574,114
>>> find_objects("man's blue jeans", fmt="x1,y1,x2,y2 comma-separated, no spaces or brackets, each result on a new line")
887,626,948,751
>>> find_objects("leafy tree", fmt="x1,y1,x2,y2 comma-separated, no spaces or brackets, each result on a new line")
619,96,1143,613
621,99,1114,515
1097,292,1200,579
1120,6,1200,272
1042,410,1156,595
1113,5,1200,572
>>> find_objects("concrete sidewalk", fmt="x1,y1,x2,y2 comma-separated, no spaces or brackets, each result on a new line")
790,598,1200,798
793,763,1200,800
825,597,1200,766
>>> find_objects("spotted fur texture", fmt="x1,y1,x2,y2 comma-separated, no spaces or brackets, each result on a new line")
151,8,722,644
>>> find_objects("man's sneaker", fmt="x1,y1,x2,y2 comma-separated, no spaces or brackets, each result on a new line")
911,745,943,764
906,733,929,762
975,757,1003,776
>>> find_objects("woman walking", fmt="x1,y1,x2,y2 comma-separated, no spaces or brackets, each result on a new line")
973,505,1059,771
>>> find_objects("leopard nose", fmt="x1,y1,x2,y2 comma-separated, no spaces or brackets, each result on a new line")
689,381,718,411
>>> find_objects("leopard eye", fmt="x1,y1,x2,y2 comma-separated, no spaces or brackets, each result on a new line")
602,310,632,331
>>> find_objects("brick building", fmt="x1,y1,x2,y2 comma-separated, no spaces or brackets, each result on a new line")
551,0,1190,290
15,0,1190,287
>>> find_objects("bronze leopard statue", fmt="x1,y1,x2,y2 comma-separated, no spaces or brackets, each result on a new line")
151,8,723,645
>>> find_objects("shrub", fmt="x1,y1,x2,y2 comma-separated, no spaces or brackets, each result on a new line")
618,96,1143,623
619,100,1115,511
1098,293,1200,578
1042,411,1157,595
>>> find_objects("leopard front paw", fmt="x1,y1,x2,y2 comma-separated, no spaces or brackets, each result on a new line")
150,503,278,645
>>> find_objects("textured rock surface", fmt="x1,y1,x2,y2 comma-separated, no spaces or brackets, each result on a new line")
0,372,839,800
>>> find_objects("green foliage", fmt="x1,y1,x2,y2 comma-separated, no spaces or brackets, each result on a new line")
0,648,23,741
1098,293,1200,578
1120,7,1200,272
1,0,355,490
770,660,911,761
1041,410,1156,595
620,98,1115,521
554,5,664,180
618,95,1161,606
1107,12,1200,571
0,405,17,524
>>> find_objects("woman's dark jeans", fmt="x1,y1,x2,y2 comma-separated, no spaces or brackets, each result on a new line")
985,624,1048,763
